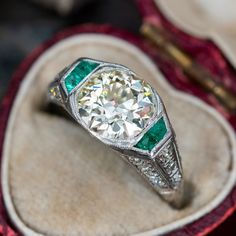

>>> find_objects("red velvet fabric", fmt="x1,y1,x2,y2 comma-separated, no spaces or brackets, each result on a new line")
137,0,236,130
0,11,236,235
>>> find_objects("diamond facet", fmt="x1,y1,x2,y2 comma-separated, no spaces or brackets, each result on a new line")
75,68,156,141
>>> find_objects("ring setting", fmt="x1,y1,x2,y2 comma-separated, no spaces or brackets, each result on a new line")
49,58,184,207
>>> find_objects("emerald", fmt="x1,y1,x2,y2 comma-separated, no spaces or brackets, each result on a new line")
64,60,99,93
134,117,167,151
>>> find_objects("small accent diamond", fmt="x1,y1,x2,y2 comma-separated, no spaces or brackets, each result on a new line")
156,140,182,186
128,157,168,188
49,86,62,102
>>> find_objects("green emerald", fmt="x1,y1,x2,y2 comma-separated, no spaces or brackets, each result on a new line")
64,60,99,93
134,117,167,151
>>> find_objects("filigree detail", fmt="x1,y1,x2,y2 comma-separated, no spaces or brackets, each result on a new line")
156,140,182,186
128,157,168,188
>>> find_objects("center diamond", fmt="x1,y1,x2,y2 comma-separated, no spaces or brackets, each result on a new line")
75,68,156,141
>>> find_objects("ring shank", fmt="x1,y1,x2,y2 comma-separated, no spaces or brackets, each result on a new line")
127,137,184,208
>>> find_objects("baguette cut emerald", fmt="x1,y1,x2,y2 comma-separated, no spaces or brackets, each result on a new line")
134,117,167,151
64,60,99,93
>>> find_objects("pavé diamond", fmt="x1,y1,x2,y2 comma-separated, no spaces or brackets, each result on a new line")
76,68,156,141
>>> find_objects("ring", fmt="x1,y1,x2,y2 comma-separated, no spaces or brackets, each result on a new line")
48,58,184,207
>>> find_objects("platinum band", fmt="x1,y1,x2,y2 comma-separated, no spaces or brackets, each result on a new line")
48,58,184,207
126,137,183,207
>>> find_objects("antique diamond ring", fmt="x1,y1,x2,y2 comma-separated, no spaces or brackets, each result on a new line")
48,58,184,207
